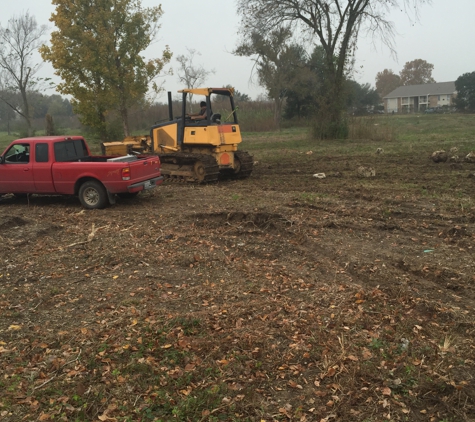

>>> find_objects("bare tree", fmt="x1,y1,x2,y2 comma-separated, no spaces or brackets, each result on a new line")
0,12,47,136
176,48,215,109
236,0,430,138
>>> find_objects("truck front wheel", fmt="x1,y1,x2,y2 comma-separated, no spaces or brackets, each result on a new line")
79,181,108,209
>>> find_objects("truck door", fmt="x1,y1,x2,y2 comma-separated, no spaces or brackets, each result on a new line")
0,143,34,193
33,143,55,192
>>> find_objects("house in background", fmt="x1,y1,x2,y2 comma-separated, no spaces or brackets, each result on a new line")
383,81,456,113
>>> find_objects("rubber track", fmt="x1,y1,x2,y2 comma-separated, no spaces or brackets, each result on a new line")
159,153,220,183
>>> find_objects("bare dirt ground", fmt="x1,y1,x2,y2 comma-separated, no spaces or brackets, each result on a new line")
1,147,475,421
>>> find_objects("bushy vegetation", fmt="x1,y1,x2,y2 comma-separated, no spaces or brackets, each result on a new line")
3,104,475,155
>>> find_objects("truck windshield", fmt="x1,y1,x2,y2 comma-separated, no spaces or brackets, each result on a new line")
54,139,88,162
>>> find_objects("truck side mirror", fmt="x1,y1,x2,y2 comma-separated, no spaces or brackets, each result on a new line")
0,156,3,164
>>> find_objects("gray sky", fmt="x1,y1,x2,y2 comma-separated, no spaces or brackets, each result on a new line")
2,0,474,100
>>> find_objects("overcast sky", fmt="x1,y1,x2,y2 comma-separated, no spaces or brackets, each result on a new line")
2,0,474,101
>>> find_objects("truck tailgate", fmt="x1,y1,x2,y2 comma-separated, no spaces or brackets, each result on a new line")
128,156,160,181
105,155,162,193
51,155,161,194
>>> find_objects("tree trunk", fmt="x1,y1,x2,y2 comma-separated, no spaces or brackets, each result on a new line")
20,88,33,137
98,110,108,141
120,106,130,137
313,68,348,140
45,114,55,136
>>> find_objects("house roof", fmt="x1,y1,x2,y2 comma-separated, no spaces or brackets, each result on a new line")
384,81,456,99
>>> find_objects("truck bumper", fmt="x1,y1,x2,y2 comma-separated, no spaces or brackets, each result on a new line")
127,176,164,193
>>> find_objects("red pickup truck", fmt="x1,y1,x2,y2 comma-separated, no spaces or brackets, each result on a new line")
0,136,163,209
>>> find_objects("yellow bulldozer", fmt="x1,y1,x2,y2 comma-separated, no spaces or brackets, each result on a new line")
101,87,253,183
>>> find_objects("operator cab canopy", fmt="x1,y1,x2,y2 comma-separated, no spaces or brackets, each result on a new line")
178,87,234,97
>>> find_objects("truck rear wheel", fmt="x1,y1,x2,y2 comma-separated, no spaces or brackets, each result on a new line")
79,181,108,209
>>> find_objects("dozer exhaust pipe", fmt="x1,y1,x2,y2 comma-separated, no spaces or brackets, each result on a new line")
168,91,173,121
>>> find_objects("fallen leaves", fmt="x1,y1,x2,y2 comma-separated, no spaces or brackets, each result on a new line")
1,163,474,422
8,324,21,330
362,348,373,360
288,380,303,389
346,354,359,362
320,367,337,379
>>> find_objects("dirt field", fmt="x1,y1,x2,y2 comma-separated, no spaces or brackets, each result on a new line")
1,138,475,421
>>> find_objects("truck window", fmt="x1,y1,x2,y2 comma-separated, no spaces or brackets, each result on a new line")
36,143,49,162
54,139,88,162
4,144,30,163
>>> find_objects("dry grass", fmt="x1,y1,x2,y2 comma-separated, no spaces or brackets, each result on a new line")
348,116,397,142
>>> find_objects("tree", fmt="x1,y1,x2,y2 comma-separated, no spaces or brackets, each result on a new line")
0,90,17,135
399,59,435,85
176,48,215,110
219,85,251,103
284,67,318,120
41,0,172,140
236,0,429,138
346,80,380,112
235,26,309,128
0,12,47,136
47,95,73,117
28,92,50,118
375,69,401,98
24,92,73,119
284,45,326,120
454,71,475,112
233,89,251,102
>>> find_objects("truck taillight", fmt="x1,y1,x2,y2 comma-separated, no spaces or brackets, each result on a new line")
122,167,131,180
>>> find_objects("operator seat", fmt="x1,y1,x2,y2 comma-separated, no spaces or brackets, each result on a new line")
211,113,221,124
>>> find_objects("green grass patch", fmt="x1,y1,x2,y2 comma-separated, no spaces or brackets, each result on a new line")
242,113,475,161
